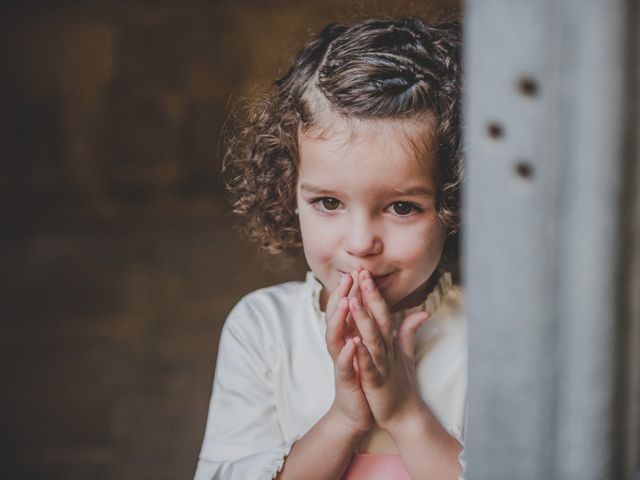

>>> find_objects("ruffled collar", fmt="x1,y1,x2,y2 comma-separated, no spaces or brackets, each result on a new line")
306,270,453,321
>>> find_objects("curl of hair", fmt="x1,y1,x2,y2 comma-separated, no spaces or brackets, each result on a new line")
223,18,463,266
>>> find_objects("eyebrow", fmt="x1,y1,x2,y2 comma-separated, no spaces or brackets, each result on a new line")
299,183,337,195
392,186,434,196
300,183,433,197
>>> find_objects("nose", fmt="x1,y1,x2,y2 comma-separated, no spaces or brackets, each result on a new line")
342,214,383,257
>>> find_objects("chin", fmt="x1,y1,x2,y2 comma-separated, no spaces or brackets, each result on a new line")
390,279,432,311
381,287,404,309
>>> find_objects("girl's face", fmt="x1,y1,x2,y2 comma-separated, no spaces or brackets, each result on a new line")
296,118,447,312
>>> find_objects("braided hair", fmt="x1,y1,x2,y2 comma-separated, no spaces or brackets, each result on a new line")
223,18,463,266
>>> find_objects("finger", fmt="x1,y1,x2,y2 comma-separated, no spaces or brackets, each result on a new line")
346,271,363,338
347,270,361,300
349,296,387,370
326,273,353,319
326,296,349,360
359,269,393,342
396,311,429,361
345,312,359,341
353,336,382,385
346,311,363,340
335,337,358,383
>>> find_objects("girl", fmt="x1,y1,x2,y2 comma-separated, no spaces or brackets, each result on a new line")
195,18,465,480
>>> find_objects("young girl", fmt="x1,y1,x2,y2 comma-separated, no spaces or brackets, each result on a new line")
195,18,465,480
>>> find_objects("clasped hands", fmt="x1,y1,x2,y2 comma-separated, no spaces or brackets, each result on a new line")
325,269,430,438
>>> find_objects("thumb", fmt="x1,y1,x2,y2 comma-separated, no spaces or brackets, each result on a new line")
396,311,429,360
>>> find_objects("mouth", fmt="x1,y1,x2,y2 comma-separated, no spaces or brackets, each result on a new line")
371,272,393,288
339,269,394,289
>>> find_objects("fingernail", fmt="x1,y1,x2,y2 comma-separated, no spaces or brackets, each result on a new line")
350,297,362,310
362,270,371,280
363,279,375,292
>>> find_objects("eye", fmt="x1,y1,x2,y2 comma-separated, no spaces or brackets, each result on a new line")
314,197,341,211
389,201,420,216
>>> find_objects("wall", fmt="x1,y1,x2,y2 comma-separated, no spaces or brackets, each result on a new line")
0,2,462,479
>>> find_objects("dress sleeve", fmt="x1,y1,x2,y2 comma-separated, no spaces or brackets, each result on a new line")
194,297,296,480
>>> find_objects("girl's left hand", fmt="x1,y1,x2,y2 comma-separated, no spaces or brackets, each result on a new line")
348,269,430,432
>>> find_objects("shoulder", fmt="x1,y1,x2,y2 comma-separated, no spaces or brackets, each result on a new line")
236,277,312,315
223,273,319,334
426,272,466,325
419,280,466,353
415,282,467,434
431,284,466,342
437,284,465,321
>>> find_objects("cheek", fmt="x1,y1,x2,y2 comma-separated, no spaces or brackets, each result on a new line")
392,221,446,267
302,236,333,265
299,216,337,265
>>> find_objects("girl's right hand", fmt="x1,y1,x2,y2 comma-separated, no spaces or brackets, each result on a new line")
325,272,373,437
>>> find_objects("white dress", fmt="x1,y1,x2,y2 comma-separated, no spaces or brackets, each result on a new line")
194,272,467,480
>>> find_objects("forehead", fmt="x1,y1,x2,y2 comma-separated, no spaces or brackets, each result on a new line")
298,117,437,186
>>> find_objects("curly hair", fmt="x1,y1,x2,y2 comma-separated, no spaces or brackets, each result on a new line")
223,18,463,266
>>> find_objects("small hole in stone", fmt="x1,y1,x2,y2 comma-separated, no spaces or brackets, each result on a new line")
487,123,504,140
518,76,539,97
515,162,534,180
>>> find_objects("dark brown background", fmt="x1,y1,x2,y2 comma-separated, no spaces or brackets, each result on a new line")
0,1,462,478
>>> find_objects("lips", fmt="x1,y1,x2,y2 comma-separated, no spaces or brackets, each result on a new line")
371,272,393,288
339,269,394,288
339,269,391,278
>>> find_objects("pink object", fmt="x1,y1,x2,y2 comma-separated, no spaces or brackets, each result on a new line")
343,453,411,480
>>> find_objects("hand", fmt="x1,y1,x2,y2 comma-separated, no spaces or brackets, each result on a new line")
348,269,430,432
324,271,373,436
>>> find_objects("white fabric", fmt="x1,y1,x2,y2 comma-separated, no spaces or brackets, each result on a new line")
194,272,467,480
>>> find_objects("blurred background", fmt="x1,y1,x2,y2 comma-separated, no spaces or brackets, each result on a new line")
0,1,462,479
